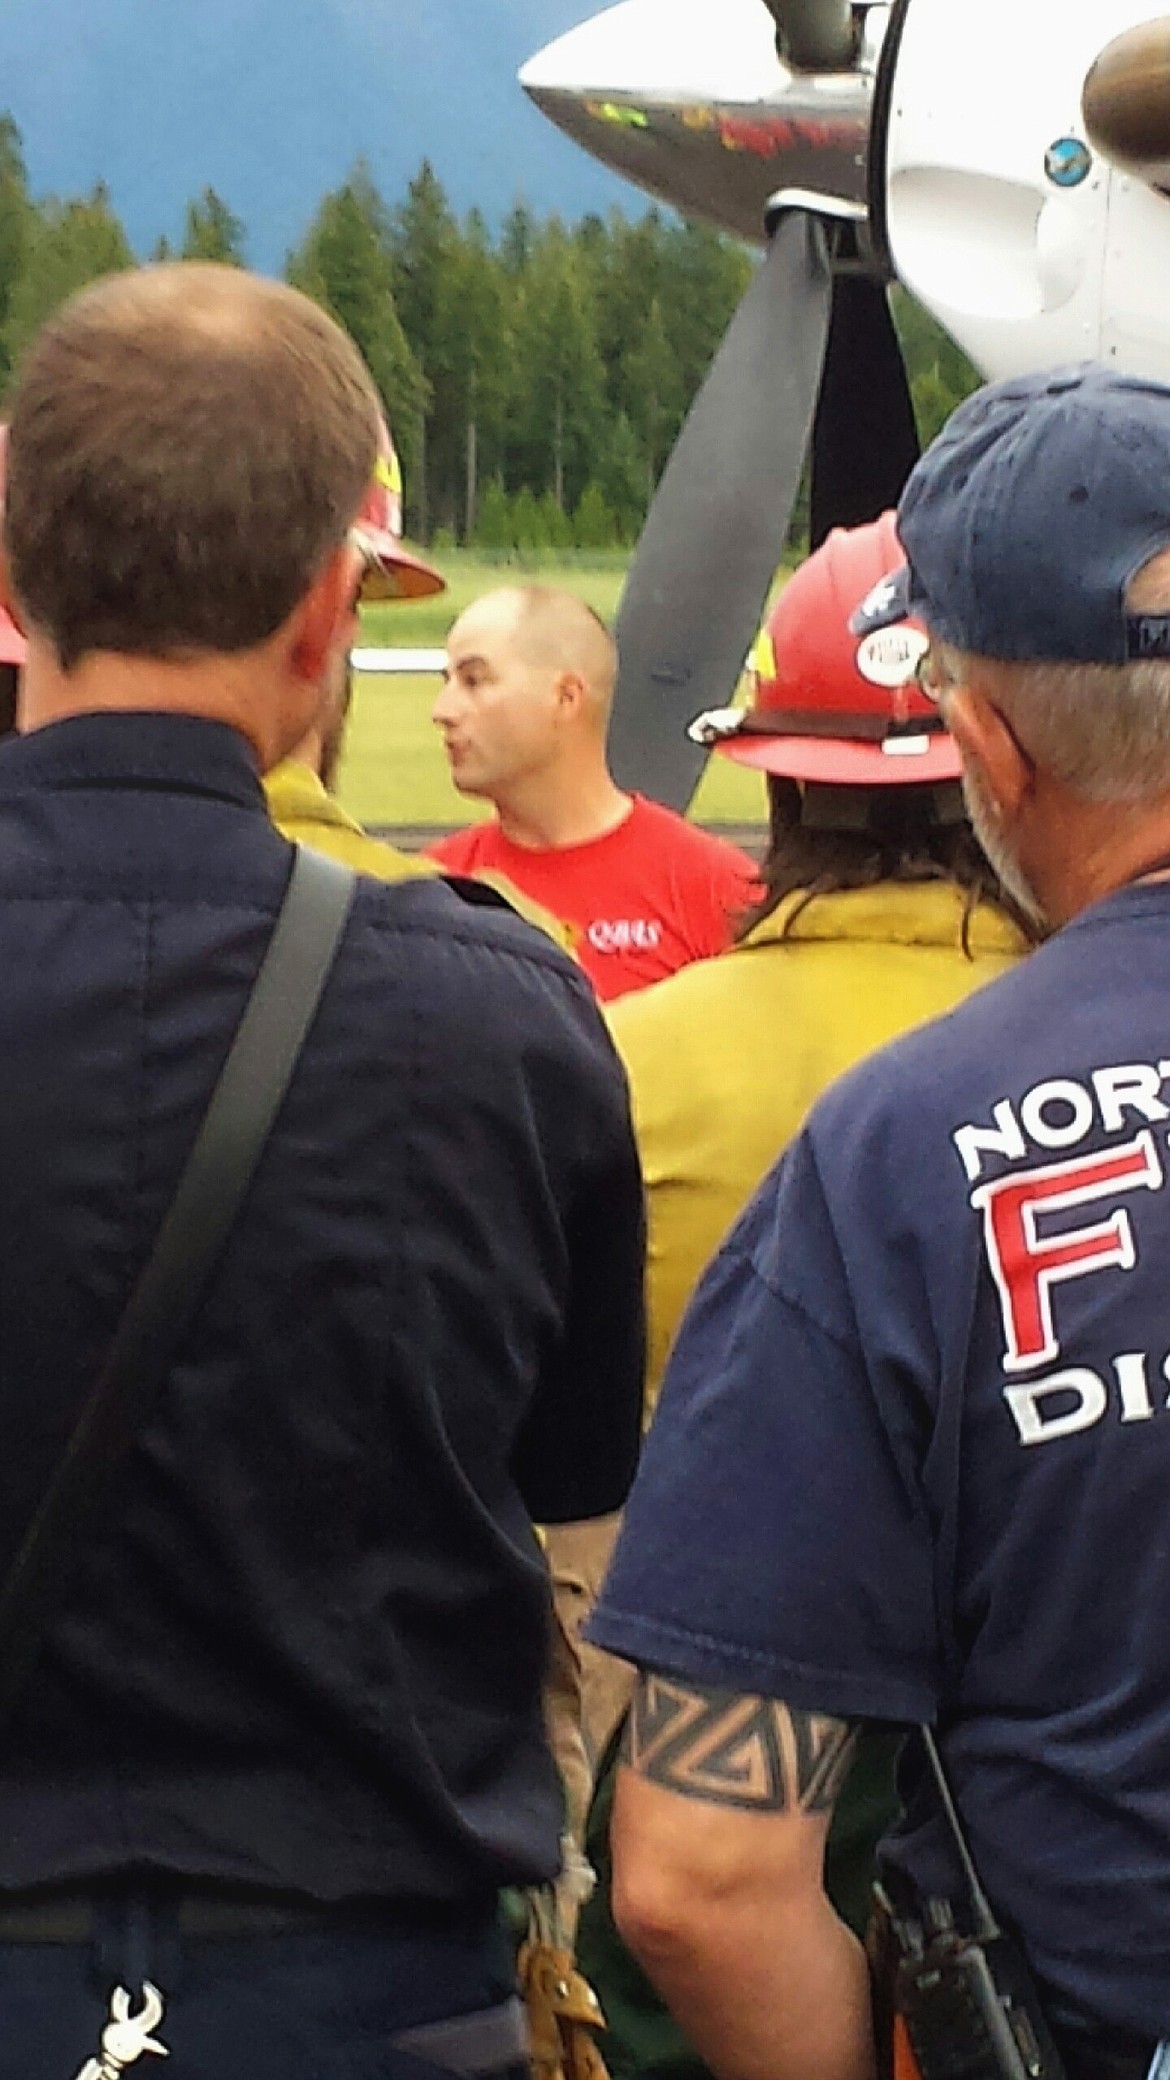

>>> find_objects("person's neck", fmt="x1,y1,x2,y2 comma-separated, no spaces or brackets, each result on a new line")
495,767,632,851
20,650,296,772
276,728,326,780
1034,795,1170,927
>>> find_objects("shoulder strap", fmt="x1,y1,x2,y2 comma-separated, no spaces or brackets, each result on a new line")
0,843,357,1729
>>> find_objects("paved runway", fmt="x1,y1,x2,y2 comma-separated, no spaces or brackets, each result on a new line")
373,823,768,860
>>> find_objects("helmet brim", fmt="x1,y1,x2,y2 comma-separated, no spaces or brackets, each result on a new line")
359,533,446,603
715,729,962,787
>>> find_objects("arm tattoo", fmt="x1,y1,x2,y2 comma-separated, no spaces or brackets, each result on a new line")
622,1670,856,1815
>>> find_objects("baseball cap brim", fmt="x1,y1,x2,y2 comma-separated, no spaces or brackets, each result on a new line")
359,533,446,603
715,726,961,787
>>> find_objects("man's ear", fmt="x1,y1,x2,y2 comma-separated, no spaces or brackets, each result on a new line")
945,683,1034,823
288,543,362,686
554,668,590,720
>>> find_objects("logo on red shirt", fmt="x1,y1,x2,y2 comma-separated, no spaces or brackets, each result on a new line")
586,919,663,954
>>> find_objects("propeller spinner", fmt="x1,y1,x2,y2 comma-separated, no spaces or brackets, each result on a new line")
1083,16,1170,190
518,0,883,248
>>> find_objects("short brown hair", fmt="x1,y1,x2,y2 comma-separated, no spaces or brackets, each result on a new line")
5,262,380,669
460,585,617,713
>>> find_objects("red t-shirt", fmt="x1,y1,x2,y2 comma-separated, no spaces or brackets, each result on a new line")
429,795,760,1002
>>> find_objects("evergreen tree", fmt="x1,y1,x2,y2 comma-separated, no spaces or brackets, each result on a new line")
390,162,459,533
437,210,511,539
661,219,753,400
500,201,536,276
474,479,514,553
573,481,615,549
0,115,34,392
594,207,668,380
4,183,133,371
181,187,246,265
539,488,573,552
597,411,647,543
571,212,609,292
621,295,682,494
0,144,819,551
287,166,428,495
390,161,457,352
511,223,606,514
511,485,545,551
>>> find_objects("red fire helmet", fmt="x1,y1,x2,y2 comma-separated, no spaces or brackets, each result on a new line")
692,512,961,787
350,414,445,603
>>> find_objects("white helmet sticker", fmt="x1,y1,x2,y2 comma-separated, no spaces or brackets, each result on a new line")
856,627,929,689
881,733,933,758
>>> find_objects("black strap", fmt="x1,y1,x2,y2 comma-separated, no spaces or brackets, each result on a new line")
920,1725,1004,1941
730,706,949,743
0,843,357,1729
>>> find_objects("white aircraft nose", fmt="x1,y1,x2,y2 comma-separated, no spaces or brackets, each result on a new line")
519,0,781,109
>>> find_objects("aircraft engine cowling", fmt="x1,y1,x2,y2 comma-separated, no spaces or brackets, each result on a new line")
878,0,1170,386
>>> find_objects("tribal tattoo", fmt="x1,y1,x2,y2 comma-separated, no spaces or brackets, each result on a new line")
622,1671,856,1814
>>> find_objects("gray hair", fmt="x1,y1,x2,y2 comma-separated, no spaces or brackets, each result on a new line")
941,546,1170,804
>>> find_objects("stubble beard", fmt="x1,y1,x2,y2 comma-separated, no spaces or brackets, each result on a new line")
961,760,1048,935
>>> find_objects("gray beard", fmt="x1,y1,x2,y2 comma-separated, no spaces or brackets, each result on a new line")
961,762,1048,935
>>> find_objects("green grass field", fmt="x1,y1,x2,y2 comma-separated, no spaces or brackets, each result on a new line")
338,548,770,831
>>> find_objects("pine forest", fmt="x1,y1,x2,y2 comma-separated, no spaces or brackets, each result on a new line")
0,116,981,554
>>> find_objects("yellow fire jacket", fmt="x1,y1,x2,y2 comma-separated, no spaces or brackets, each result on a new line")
608,879,1030,1418
263,761,438,881
264,761,575,953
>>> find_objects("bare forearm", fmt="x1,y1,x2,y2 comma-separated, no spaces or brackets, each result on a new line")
628,1890,875,2080
613,1677,878,2080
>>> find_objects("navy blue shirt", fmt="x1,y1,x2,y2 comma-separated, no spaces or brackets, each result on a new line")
0,712,643,1906
592,879,1170,2040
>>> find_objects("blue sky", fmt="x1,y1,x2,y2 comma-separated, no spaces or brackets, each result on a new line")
0,0,638,270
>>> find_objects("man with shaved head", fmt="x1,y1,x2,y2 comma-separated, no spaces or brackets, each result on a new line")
431,584,758,1001
0,265,644,2079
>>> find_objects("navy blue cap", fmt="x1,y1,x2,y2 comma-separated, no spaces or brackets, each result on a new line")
850,365,1170,666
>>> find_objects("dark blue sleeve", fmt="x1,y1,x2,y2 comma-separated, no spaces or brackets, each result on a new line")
509,962,646,1526
588,1130,942,1723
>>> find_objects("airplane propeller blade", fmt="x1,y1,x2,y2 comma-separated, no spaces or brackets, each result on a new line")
609,210,832,812
810,274,920,549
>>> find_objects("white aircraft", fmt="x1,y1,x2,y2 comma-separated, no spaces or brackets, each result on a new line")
519,1,1170,805
522,0,1170,385
350,649,444,677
